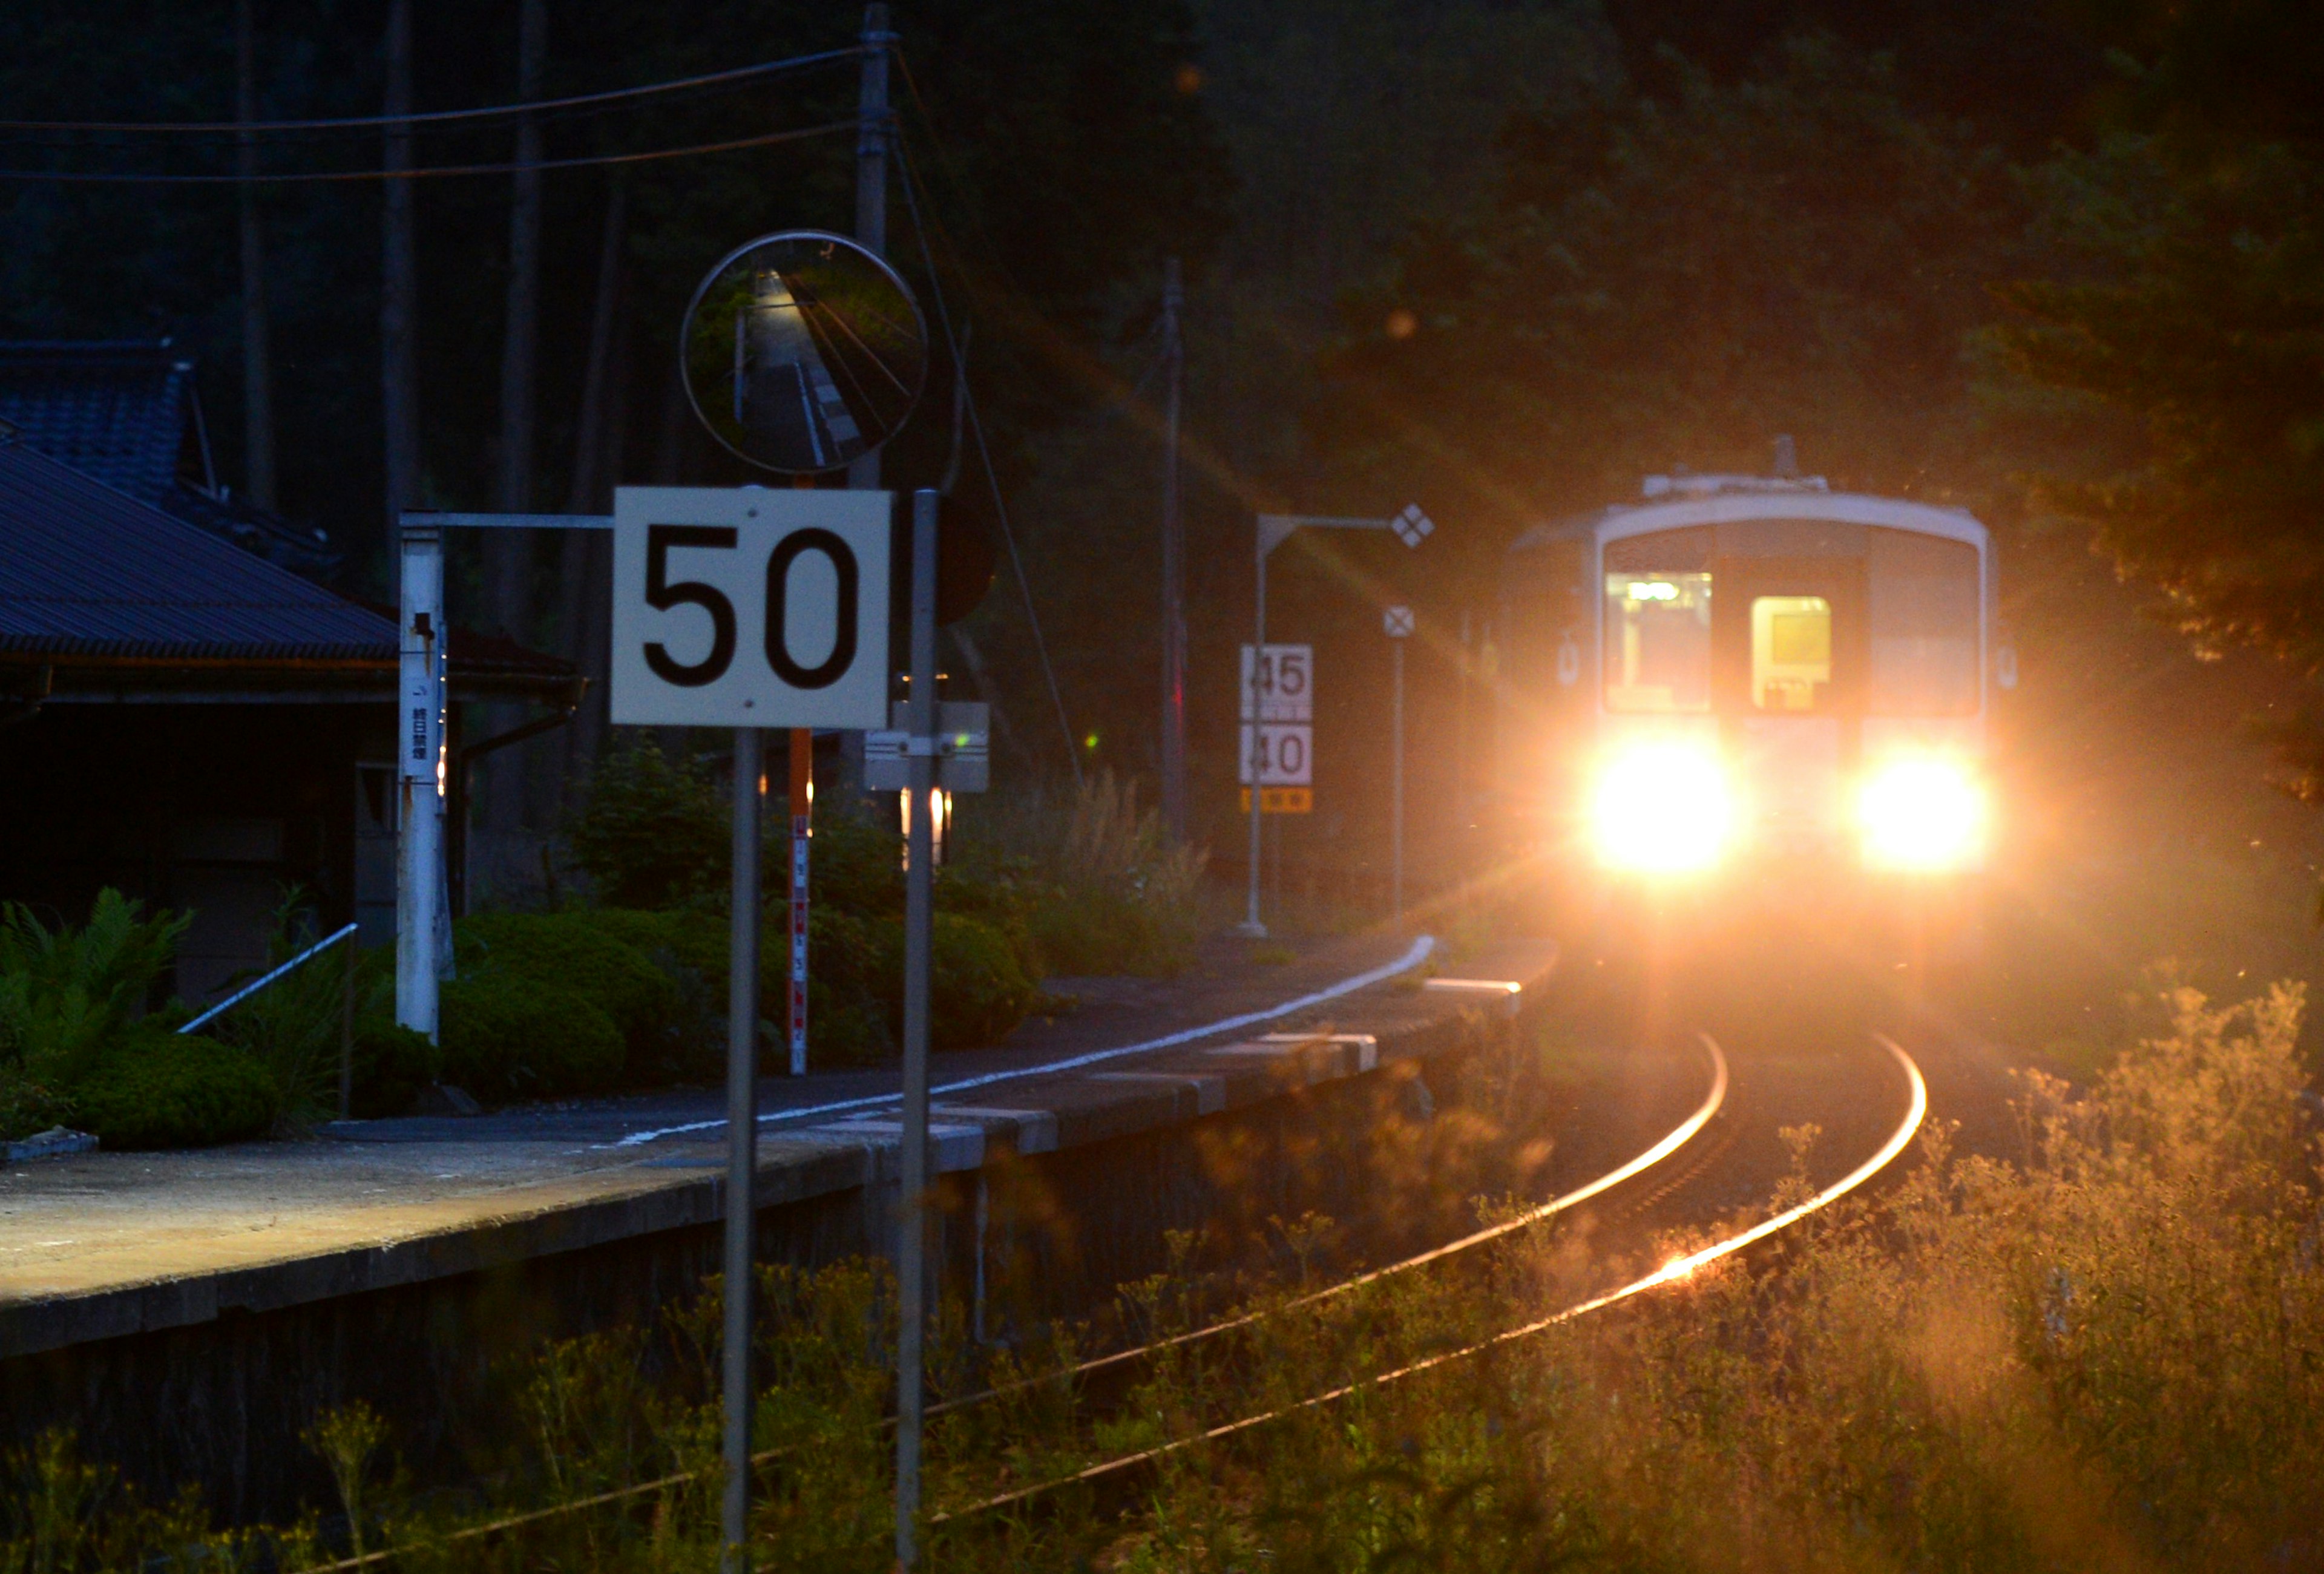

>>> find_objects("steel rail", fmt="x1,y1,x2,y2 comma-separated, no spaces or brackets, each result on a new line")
284,1026,1725,1573
934,1031,1731,1414
933,1035,1926,1527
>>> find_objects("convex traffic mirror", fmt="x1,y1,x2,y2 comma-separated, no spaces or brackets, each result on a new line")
680,231,928,475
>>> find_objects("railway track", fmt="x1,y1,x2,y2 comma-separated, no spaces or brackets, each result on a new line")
300,1025,1926,1570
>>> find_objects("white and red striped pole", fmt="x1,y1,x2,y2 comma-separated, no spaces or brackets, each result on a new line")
788,727,811,1076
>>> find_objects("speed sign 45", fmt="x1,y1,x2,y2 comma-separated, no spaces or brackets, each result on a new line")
611,487,891,728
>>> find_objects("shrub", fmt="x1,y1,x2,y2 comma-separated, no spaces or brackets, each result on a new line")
566,740,727,908
927,913,1037,1052
976,772,1206,977
0,1069,67,1143
0,891,190,1086
456,911,683,1081
67,1028,278,1149
347,1019,441,1118
438,971,624,1104
205,893,368,1127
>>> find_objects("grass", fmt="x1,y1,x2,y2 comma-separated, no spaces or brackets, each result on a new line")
7,948,2322,1570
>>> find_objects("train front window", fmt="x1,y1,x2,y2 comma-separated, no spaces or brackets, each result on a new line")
1604,572,1712,712
1751,595,1831,710
1867,530,1979,715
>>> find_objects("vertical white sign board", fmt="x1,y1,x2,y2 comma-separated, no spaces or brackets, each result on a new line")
611,487,891,729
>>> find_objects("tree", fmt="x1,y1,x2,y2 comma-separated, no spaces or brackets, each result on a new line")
1988,3,2324,792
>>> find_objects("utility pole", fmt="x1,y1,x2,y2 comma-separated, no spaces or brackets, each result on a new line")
1382,606,1416,925
849,4,893,492
234,0,276,511
380,0,419,539
894,490,939,1569
1159,258,1187,844
484,0,548,845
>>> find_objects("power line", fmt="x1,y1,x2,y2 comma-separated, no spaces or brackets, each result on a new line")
0,47,862,136
0,117,858,185
893,125,1085,790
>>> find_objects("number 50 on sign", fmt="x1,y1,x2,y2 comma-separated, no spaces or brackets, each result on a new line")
610,487,891,729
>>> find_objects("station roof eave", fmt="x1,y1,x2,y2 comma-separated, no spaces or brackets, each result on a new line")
0,438,576,706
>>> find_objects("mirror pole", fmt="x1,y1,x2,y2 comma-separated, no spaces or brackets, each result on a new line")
721,727,762,1573
895,489,939,1567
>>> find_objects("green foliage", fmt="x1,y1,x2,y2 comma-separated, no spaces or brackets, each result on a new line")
438,972,625,1106
0,1069,67,1144
457,911,686,1082
347,1019,441,1121
66,1027,278,1150
991,772,1207,977
1319,34,2018,536
566,741,727,910
203,893,362,1129
927,913,1039,1053
0,891,190,1087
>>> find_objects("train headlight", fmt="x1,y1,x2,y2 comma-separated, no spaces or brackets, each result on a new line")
1859,756,1986,871
1589,739,1735,872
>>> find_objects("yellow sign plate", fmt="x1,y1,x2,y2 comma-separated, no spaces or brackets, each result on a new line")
1238,786,1313,814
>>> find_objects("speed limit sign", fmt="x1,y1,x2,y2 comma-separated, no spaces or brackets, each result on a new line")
610,486,891,727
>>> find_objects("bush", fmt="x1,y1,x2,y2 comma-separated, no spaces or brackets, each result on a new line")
347,1018,441,1118
0,890,190,1086
438,971,624,1104
68,1028,278,1149
0,1069,68,1143
205,894,368,1127
456,912,683,1081
927,913,1037,1052
969,772,1206,977
566,740,727,908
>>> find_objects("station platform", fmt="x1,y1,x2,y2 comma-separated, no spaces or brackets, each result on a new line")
0,930,1556,1362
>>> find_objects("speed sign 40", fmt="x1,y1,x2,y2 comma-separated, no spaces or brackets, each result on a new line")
610,487,891,729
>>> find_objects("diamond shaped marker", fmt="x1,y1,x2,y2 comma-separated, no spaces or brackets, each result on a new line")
1384,605,1415,638
1391,503,1435,548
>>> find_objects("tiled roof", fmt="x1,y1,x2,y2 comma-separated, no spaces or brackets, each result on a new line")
0,340,195,504
0,437,395,663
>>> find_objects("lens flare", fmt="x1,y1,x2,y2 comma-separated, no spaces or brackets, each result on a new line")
1859,756,1986,871
1589,739,1734,872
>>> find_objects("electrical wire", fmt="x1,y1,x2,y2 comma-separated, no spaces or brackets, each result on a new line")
0,47,862,136
0,119,859,185
893,123,1085,789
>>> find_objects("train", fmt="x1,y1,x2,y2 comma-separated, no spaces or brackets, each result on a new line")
1494,459,2000,904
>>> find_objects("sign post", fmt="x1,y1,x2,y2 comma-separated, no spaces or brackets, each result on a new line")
787,729,811,1078
1384,605,1415,926
1242,508,1434,936
610,484,892,1573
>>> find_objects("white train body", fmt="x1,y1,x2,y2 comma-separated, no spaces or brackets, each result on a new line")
1498,474,1995,879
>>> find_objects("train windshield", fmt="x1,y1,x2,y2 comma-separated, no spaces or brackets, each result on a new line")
1604,571,1712,712
1867,529,1979,715
1751,595,1831,710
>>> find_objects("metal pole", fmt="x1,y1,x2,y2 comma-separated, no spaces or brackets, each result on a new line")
847,4,893,494
1238,537,1267,938
896,489,939,1567
721,728,763,1572
1391,638,1405,928
395,522,442,1040
1159,258,1187,844
788,727,811,1077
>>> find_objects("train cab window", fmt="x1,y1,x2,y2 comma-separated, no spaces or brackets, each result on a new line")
1751,595,1832,710
1866,529,1980,715
1604,571,1712,712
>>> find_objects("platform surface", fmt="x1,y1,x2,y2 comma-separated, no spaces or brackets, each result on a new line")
0,931,1556,1357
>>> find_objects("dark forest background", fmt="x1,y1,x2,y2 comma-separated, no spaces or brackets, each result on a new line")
5,0,2323,926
